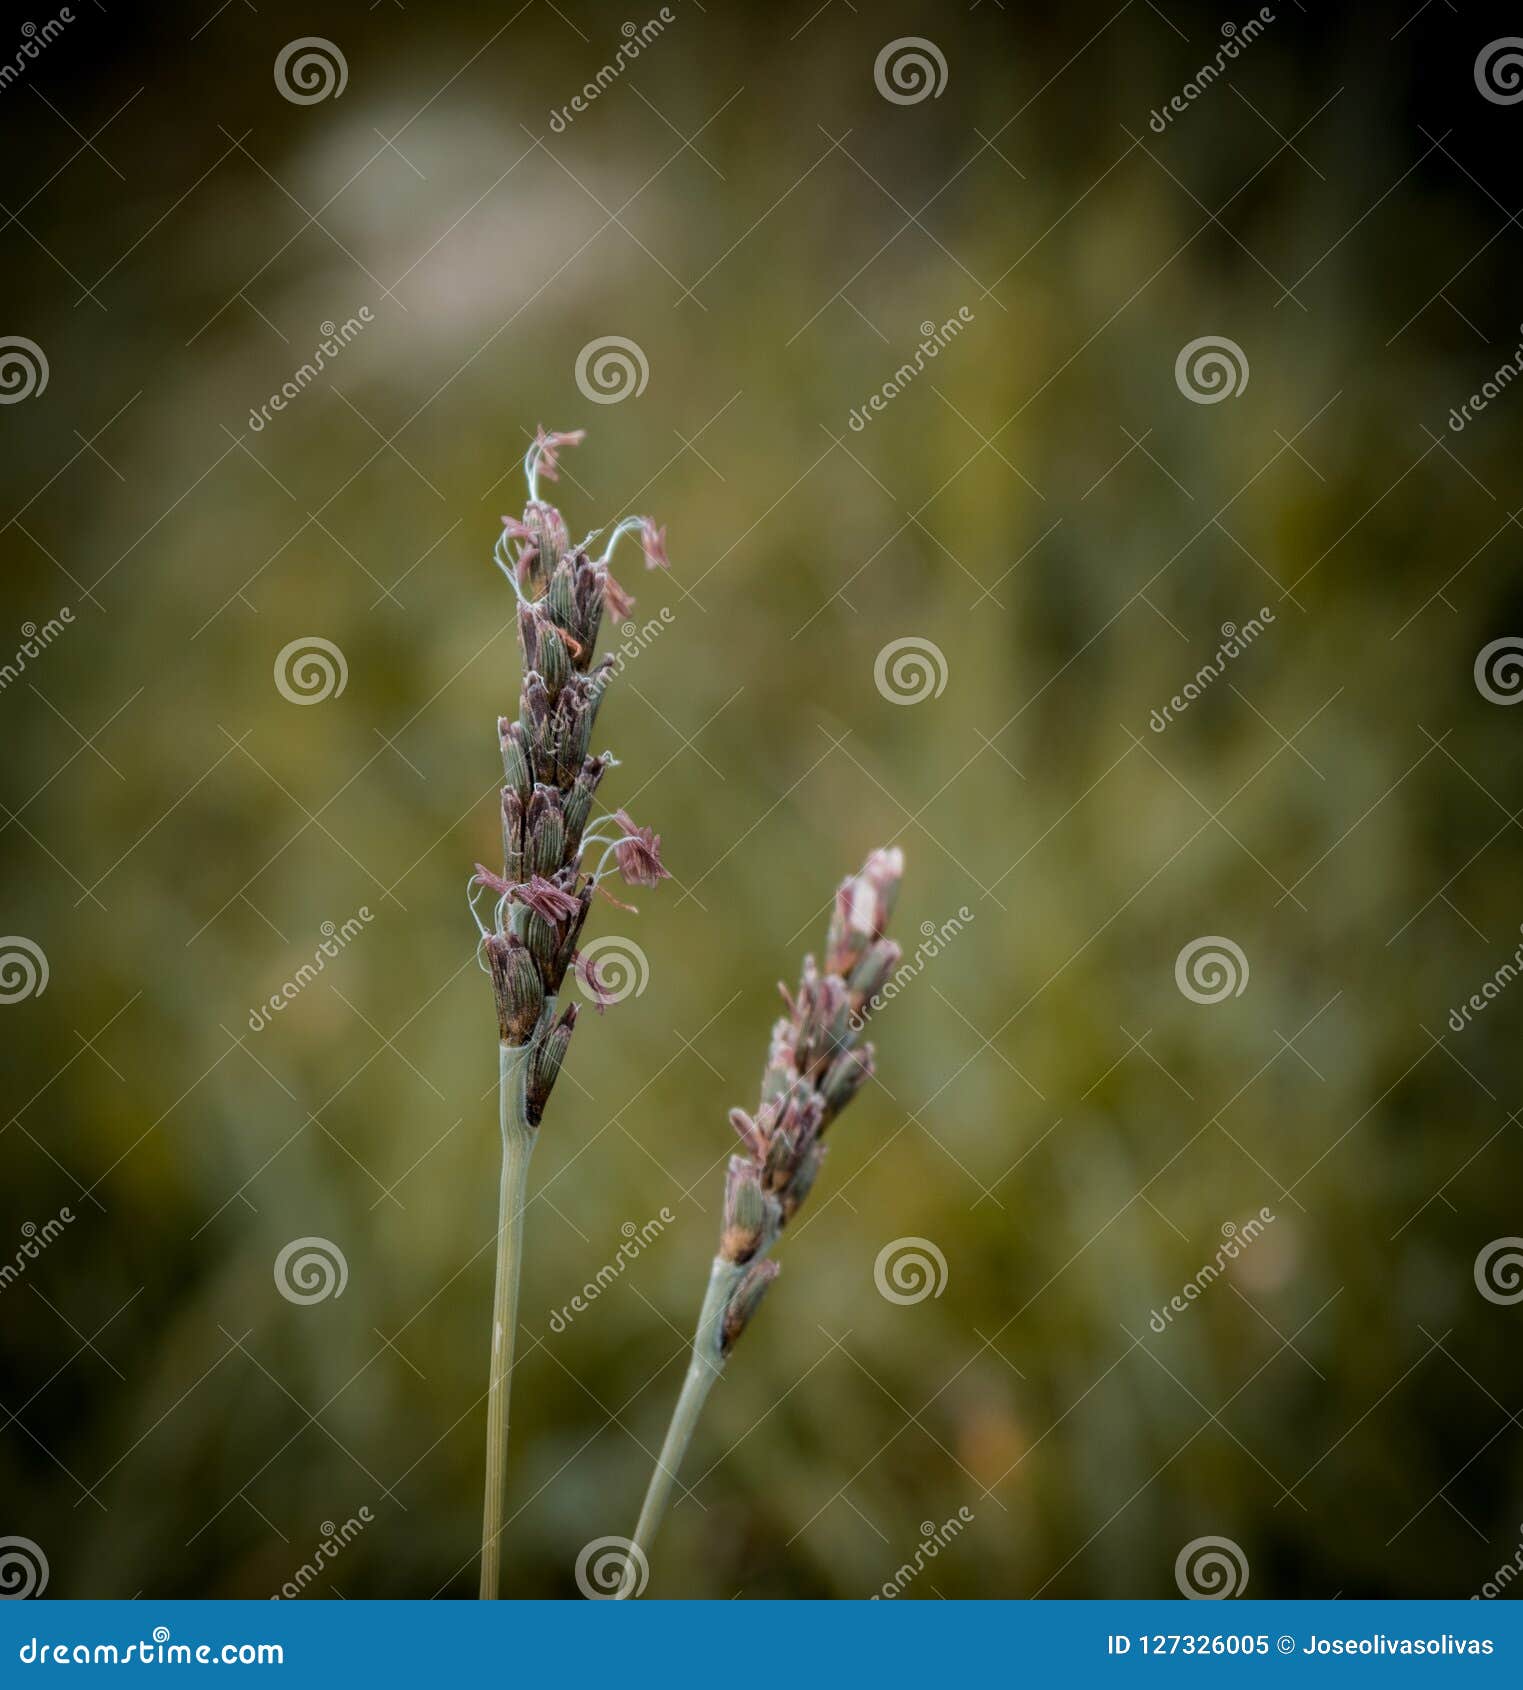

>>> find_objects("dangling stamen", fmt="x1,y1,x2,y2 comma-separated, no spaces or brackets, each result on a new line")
493,527,532,606
467,875,494,967
589,832,638,881
598,516,646,565
598,516,668,570
523,427,585,503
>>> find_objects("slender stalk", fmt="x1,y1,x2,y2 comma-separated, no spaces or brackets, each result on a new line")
479,1038,536,1601
625,1256,743,1590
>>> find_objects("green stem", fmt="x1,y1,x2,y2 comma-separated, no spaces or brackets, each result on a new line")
478,1038,536,1600
625,1256,744,1596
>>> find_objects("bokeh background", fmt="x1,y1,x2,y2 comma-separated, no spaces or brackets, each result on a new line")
3,0,1522,1601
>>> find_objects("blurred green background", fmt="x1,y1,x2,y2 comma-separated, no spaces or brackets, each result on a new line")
3,0,1522,1600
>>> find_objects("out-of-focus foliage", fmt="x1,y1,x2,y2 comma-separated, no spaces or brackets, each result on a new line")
2,1,1521,1599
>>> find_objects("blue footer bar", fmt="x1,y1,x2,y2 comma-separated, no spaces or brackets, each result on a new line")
0,1601,1514,1684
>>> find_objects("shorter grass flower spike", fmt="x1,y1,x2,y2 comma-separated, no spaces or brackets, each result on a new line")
625,847,905,1588
713,846,905,1339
